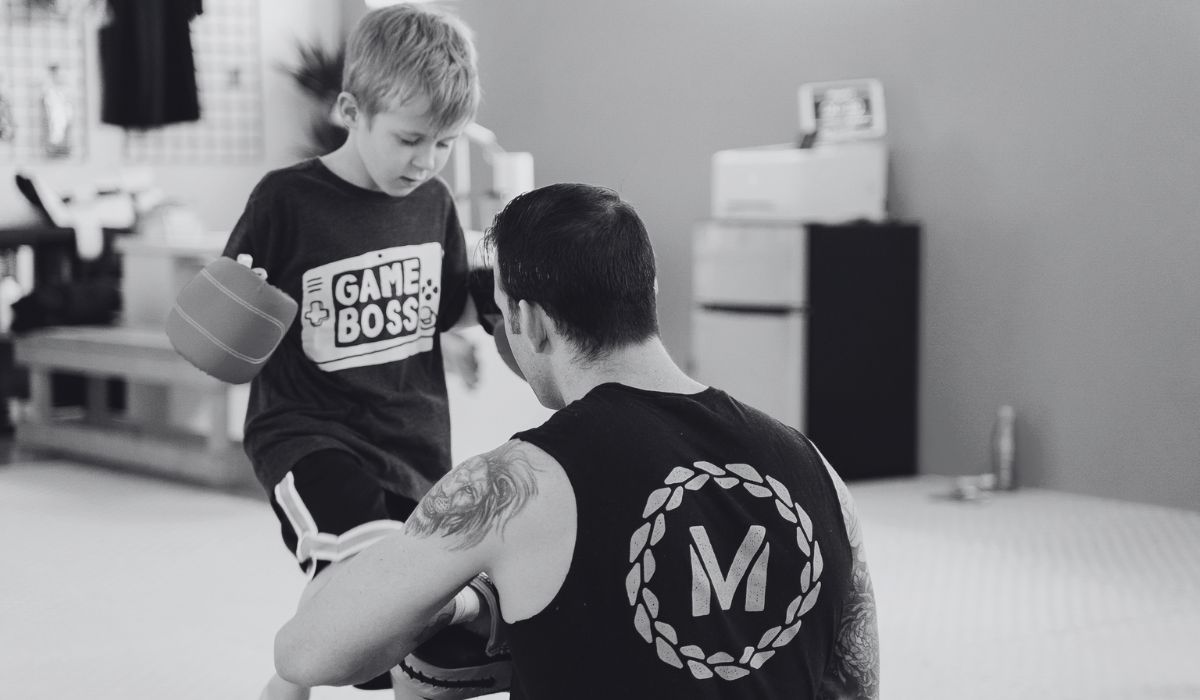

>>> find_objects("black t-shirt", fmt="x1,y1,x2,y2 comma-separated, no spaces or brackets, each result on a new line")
223,159,469,497
100,0,203,128
508,384,853,700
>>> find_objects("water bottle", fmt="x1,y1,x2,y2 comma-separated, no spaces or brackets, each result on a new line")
991,405,1016,490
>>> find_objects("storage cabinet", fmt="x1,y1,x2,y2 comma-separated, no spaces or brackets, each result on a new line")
692,220,919,480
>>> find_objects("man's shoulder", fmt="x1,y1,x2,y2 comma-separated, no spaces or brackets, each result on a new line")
496,438,561,470
513,389,613,438
472,439,563,487
473,439,571,513
407,440,565,550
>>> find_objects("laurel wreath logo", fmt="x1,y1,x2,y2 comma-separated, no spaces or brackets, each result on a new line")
626,460,823,681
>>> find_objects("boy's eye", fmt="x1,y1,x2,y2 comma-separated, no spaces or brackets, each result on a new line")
436,141,454,149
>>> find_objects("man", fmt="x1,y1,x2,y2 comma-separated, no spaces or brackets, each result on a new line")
275,183,880,699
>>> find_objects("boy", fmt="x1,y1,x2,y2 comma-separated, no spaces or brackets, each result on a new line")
221,6,491,699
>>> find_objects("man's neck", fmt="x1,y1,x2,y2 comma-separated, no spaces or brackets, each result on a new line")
555,339,707,406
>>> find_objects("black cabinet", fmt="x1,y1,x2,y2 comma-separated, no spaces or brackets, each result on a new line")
692,219,919,480
805,221,919,480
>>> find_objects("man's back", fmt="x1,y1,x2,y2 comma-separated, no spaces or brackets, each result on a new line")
502,383,858,699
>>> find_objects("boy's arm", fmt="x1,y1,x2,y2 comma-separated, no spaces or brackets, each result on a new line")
222,179,270,261
446,288,525,386
451,292,478,331
818,464,880,700
462,266,524,379
274,440,541,687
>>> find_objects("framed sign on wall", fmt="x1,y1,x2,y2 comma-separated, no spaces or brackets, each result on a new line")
798,78,886,144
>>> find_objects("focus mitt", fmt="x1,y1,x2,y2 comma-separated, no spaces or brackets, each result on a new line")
392,573,512,700
467,267,502,336
166,255,297,384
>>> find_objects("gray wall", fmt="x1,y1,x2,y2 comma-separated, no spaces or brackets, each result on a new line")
387,1,1199,509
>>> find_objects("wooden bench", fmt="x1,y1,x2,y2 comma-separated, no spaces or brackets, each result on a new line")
13,325,252,488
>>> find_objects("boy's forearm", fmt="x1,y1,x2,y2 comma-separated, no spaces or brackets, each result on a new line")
451,292,479,331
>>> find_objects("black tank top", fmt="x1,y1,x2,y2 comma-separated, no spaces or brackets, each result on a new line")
508,384,853,699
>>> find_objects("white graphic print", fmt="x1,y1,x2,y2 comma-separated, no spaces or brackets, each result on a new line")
627,461,823,681
300,243,443,371
689,526,769,616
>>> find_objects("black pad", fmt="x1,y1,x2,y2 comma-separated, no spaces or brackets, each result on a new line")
467,268,502,336
393,573,512,699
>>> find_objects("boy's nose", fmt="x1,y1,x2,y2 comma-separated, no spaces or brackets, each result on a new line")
412,144,436,170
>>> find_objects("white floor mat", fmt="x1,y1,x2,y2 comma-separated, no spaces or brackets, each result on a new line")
2,462,1197,699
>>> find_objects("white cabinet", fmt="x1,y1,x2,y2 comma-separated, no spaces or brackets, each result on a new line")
691,306,806,430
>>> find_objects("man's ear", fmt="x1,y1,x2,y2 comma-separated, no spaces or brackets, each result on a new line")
334,92,360,129
518,300,551,353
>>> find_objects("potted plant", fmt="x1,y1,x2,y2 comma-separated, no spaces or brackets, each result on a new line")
282,41,347,156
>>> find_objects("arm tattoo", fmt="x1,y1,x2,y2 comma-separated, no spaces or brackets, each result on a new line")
820,552,880,699
819,470,881,700
406,442,539,549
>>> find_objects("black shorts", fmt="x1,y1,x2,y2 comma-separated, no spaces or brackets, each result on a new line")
269,449,417,691
269,448,418,579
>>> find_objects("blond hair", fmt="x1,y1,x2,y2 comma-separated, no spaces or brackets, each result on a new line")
343,4,480,131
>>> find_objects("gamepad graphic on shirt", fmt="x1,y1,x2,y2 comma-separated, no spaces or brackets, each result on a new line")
300,243,443,371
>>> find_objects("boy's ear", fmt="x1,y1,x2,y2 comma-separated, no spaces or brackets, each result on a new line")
334,92,360,128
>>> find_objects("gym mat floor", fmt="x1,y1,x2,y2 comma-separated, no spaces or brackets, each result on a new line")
2,451,1198,699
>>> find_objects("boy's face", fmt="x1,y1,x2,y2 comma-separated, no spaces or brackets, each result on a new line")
351,95,463,197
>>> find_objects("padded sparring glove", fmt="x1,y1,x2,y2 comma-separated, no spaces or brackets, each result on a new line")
393,573,512,700
166,255,297,384
467,267,502,336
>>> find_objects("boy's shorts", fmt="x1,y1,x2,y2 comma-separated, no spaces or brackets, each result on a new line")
269,449,418,691
269,448,418,579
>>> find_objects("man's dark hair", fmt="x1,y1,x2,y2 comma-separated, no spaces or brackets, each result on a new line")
483,183,659,361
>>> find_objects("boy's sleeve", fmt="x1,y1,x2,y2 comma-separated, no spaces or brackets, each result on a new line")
437,199,470,333
221,179,272,266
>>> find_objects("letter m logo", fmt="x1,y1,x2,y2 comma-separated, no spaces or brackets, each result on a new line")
689,525,769,616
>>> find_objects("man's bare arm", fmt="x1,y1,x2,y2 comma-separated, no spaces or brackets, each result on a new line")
274,441,540,687
819,464,880,700
405,440,539,548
